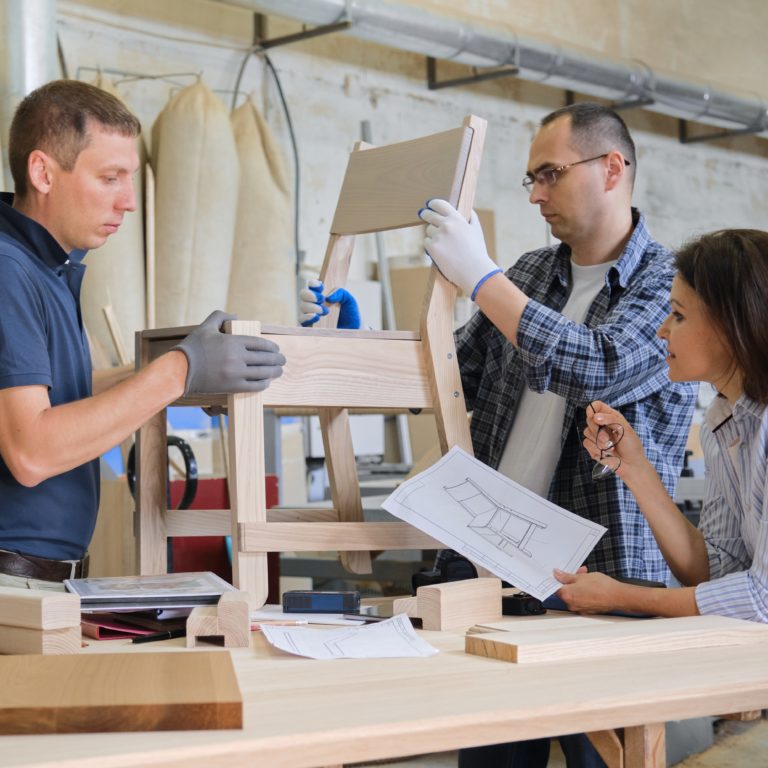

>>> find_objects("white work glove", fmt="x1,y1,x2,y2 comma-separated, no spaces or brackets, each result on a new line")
419,198,502,300
174,310,285,396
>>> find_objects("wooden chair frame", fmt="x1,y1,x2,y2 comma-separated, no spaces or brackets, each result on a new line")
135,115,487,607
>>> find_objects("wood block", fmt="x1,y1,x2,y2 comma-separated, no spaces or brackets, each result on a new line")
0,651,242,734
418,577,502,631
0,586,80,630
0,625,81,655
187,590,250,648
392,595,419,618
465,615,768,664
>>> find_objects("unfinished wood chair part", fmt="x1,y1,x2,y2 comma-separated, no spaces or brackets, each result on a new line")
186,591,250,648
135,115,487,607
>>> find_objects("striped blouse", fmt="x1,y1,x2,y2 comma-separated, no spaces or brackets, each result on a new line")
695,395,768,621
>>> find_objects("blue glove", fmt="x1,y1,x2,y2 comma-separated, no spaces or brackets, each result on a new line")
298,279,361,329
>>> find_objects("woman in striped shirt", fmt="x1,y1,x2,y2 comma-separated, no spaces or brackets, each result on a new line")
555,228,768,622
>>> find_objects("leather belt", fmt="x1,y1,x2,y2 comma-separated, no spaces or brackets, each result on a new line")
0,549,89,582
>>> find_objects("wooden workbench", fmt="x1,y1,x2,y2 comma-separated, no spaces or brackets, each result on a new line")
2,612,768,768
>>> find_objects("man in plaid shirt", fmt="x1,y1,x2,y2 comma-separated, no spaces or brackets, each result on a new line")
418,102,697,768
305,103,697,768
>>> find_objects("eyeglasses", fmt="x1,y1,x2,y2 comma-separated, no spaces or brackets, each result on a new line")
585,402,624,481
522,153,630,192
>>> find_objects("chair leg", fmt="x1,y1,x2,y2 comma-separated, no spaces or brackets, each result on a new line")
320,407,371,574
136,409,168,575
228,321,269,609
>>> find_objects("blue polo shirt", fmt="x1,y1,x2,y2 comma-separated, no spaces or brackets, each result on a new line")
0,194,98,560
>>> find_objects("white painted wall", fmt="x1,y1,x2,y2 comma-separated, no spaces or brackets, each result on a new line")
53,0,768,286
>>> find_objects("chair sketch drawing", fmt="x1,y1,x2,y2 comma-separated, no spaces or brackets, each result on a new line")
444,478,547,558
135,115,487,607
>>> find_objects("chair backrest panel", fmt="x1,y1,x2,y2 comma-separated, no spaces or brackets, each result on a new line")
330,125,473,235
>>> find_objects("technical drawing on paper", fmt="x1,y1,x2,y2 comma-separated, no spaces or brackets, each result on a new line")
382,446,606,600
444,477,547,557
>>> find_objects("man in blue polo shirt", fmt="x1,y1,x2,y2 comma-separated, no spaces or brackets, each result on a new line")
0,80,285,590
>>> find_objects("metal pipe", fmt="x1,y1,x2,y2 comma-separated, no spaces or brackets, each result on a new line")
0,0,59,187
221,0,767,135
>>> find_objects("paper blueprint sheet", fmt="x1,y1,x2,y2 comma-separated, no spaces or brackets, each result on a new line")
382,447,606,600
260,614,438,659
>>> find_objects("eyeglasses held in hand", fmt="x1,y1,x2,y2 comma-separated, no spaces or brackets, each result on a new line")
522,154,631,193
586,402,624,481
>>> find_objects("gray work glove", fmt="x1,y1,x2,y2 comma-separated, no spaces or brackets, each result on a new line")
174,310,285,396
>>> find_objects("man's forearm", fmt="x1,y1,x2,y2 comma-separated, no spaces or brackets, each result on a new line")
92,363,134,395
473,273,529,347
2,351,187,486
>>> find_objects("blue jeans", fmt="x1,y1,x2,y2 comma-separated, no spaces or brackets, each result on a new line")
459,734,607,768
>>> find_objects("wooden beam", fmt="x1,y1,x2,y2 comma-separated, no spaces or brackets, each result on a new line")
0,587,80,630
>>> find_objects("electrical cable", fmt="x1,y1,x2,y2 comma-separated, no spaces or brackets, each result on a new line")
232,46,302,277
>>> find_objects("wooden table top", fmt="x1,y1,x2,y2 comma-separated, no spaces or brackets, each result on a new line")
2,612,768,768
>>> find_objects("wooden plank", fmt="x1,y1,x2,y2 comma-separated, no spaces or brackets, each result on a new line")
141,324,419,347
228,320,267,608
331,126,472,234
165,507,339,536
102,305,130,365
0,625,81,655
135,315,168,579
0,651,241,734
464,615,768,664
145,162,156,329
320,406,371,574
261,334,432,409
5,618,768,766
419,115,486,456
240,522,443,552
0,587,80,630
317,233,355,329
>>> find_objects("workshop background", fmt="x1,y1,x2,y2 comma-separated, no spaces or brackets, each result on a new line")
0,0,765,585
0,2,766,765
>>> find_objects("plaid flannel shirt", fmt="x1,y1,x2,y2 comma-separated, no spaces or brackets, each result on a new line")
455,209,697,581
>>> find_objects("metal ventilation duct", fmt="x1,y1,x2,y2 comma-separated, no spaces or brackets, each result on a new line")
221,0,768,137
0,0,58,187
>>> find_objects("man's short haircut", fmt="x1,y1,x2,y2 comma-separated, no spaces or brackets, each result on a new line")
541,102,636,181
9,79,141,199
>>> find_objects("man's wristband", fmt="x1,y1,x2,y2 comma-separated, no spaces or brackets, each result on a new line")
470,268,503,301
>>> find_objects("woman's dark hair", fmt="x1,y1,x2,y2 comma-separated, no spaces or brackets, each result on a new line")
675,229,768,404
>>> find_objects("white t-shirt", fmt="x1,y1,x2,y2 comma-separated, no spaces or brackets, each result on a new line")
496,259,616,496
